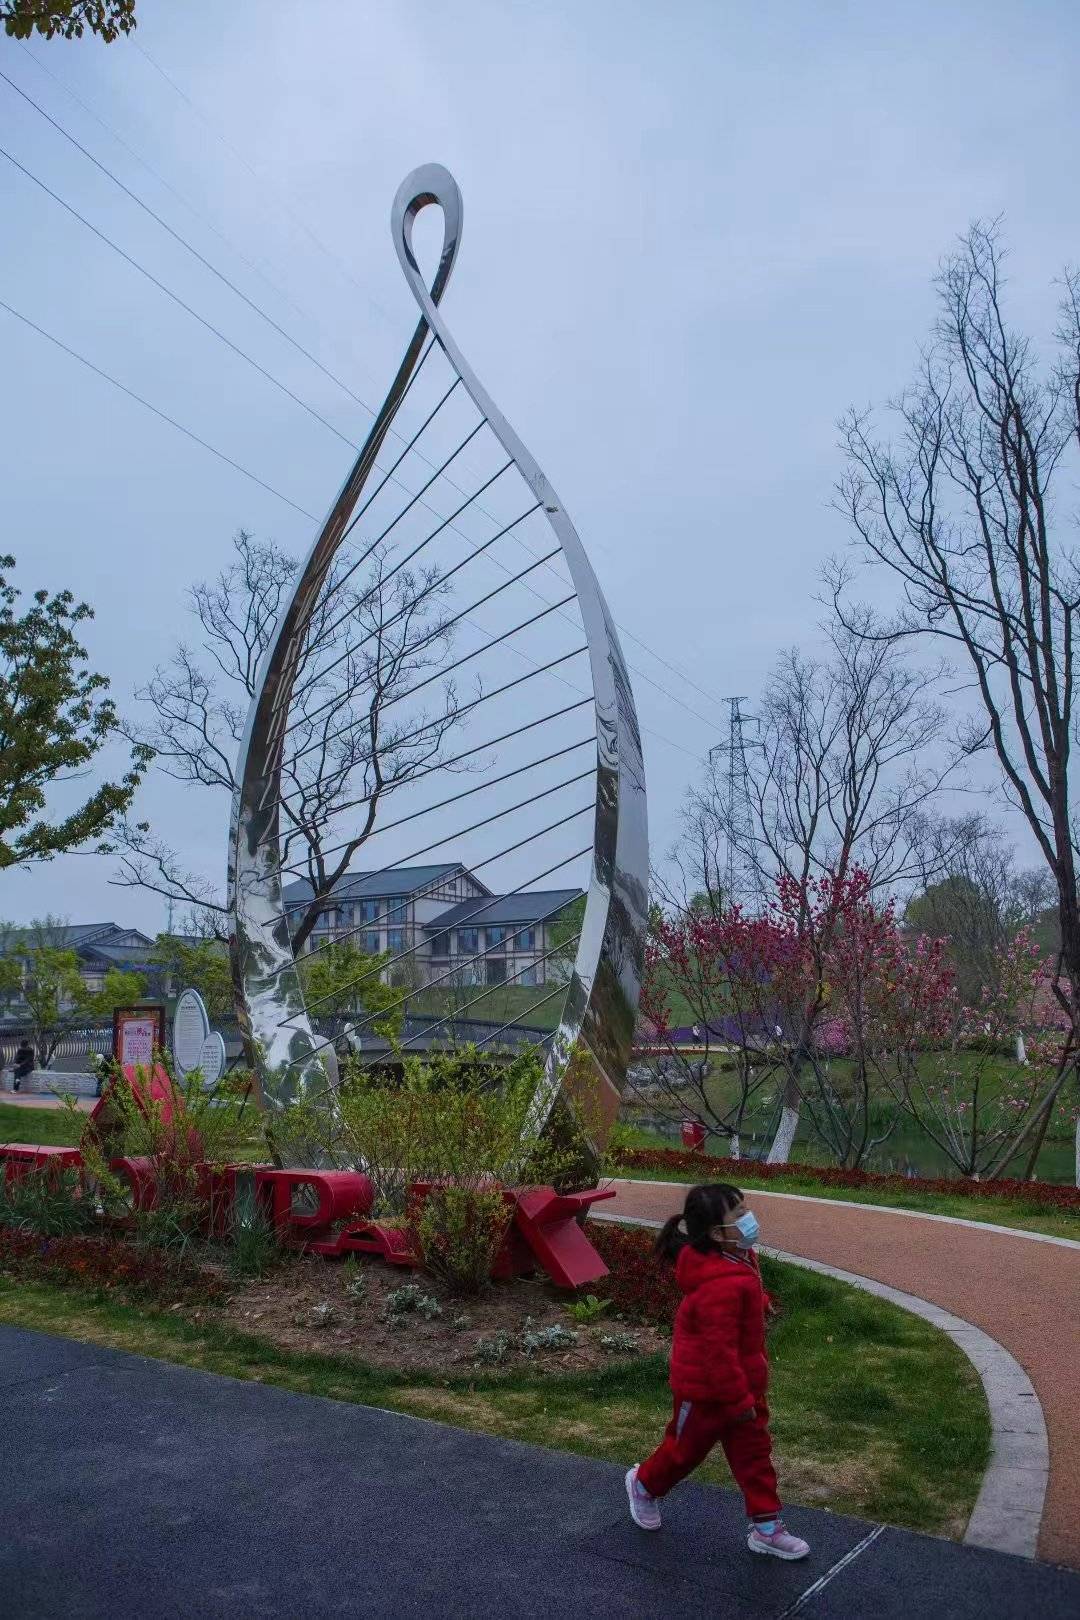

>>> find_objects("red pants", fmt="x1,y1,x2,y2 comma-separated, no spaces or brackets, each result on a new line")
637,1394,781,1521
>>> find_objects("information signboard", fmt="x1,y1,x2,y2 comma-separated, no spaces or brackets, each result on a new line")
173,988,211,1076
112,1005,166,1070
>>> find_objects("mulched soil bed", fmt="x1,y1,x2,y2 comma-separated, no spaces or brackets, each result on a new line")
222,1244,669,1374
615,1147,1080,1208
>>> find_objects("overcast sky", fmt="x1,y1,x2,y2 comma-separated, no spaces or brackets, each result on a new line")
2,0,1079,933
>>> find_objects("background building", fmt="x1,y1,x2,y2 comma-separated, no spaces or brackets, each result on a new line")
282,863,583,989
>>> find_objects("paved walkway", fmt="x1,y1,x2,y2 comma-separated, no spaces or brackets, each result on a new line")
607,1180,1080,1569
3,1326,1079,1618
0,1092,95,1113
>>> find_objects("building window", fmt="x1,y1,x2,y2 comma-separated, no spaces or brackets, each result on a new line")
514,927,535,951
386,928,405,955
458,927,479,954
361,931,381,955
486,958,507,986
517,962,539,986
356,899,379,925
486,927,507,952
430,931,450,959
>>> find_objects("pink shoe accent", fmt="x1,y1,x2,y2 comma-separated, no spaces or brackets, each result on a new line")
625,1467,662,1530
747,1521,810,1561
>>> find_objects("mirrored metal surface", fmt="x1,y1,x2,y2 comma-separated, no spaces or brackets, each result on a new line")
228,164,648,1169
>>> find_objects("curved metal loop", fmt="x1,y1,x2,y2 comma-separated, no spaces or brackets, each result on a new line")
228,163,648,1169
392,163,463,310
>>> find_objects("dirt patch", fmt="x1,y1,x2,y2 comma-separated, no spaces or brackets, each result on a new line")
770,1447,883,1507
220,1252,667,1375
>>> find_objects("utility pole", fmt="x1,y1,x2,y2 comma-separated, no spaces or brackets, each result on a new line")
708,697,762,912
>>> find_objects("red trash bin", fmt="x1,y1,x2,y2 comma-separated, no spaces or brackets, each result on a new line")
681,1119,706,1151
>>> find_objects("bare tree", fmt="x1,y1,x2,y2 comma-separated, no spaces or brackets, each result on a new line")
666,624,950,1161
111,530,462,952
836,222,1080,1179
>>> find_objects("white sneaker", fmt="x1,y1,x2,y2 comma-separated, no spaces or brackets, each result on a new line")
625,1466,662,1530
747,1520,810,1560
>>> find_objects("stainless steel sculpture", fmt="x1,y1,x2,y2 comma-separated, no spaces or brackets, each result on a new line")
228,164,648,1168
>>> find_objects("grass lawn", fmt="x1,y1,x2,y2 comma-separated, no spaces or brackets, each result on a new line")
408,983,566,1031
0,1250,989,1537
626,1051,1076,1183
0,1102,84,1147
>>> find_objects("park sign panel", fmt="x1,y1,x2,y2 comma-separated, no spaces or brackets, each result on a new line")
112,1004,166,1070
199,1031,226,1086
173,988,211,1076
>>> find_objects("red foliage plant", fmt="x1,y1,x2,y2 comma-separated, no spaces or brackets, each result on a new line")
613,1147,1080,1209
588,1221,681,1327
0,1229,224,1301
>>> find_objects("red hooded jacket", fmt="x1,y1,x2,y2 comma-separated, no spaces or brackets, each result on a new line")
668,1245,771,1414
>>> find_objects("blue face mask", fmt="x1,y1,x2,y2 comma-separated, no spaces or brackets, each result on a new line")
733,1211,760,1249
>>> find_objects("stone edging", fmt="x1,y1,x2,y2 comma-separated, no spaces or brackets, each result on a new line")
593,1210,1049,1560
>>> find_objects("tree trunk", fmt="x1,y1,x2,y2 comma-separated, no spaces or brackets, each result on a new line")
729,1133,741,1161
767,1076,801,1164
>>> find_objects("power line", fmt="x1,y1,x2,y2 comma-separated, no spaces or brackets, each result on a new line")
133,40,399,331
1,63,730,726
0,296,318,520
18,42,312,329
0,295,703,765
0,144,363,456
126,50,732,719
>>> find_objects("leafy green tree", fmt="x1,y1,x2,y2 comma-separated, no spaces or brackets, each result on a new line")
0,920,22,1010
16,918,145,1067
0,557,148,870
299,940,402,1044
1,1,136,41
150,933,232,1022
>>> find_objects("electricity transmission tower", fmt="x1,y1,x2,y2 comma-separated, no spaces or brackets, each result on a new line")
709,697,763,912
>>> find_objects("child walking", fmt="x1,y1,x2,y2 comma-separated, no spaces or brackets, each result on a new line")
626,1182,809,1561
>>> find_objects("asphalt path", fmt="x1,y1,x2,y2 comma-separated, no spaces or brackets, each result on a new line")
2,1326,1079,1618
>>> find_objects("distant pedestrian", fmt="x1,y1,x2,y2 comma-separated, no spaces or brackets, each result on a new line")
12,1038,35,1092
625,1182,809,1561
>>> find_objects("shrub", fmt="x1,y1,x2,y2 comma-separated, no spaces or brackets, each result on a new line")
413,1184,510,1295
599,1330,640,1355
589,1222,681,1327
0,1166,95,1237
384,1282,441,1320
473,1329,513,1365
335,1044,596,1292
567,1293,611,1324
75,1059,260,1265
519,1318,578,1356
227,1203,282,1280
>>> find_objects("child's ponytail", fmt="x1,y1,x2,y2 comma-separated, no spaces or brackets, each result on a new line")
654,1213,688,1262
655,1181,745,1263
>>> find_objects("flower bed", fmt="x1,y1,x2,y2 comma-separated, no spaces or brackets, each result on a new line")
588,1221,678,1326
0,1228,225,1303
613,1147,1080,1208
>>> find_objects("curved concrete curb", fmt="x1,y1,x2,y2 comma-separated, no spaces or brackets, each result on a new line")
593,1210,1049,1560
764,1249,1049,1560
